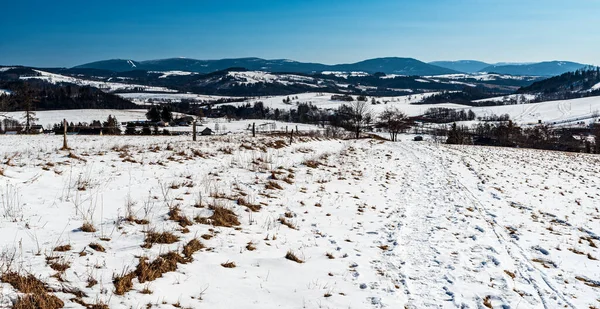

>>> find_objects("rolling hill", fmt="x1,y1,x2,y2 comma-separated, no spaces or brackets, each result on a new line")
479,61,587,76
429,60,491,73
74,57,459,76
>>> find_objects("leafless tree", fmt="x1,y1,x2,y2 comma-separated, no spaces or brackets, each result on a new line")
348,100,372,139
376,107,412,141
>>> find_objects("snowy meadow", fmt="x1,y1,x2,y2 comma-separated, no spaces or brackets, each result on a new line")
0,132,597,309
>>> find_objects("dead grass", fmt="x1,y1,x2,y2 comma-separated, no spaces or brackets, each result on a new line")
13,293,64,309
303,160,320,168
1,272,47,294
246,242,256,251
136,252,185,283
2,272,63,309
48,260,70,272
236,197,261,212
265,181,283,190
182,238,204,259
53,244,72,252
325,252,335,259
195,205,240,227
142,231,180,248
285,250,304,263
483,295,493,308
89,243,106,252
221,261,236,268
80,222,97,233
113,271,136,295
575,276,600,288
168,206,194,227
278,217,297,230
504,270,516,279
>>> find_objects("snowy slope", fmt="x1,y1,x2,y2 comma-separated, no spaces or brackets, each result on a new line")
0,135,597,309
469,96,600,125
117,92,233,104
239,92,468,116
20,70,178,93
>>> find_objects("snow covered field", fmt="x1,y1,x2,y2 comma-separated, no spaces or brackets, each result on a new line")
19,70,178,93
0,133,597,308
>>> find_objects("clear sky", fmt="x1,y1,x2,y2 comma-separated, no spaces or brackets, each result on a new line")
1,0,598,67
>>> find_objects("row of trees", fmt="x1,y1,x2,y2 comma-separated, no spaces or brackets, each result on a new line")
446,120,600,153
146,105,174,123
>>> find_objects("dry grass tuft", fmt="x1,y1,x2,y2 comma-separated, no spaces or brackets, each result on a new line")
182,239,204,259
483,296,493,308
303,160,320,168
265,181,283,190
48,260,70,272
89,243,106,252
236,197,261,212
285,250,304,263
325,252,335,259
168,206,194,227
201,234,213,240
246,242,257,251
1,272,48,294
195,205,240,227
278,217,297,230
80,222,97,233
2,272,63,309
221,261,236,268
142,231,180,248
53,244,72,252
136,252,185,283
13,293,64,309
113,271,136,295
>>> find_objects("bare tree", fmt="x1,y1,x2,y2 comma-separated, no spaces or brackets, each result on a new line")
17,84,38,133
348,100,372,139
376,107,412,141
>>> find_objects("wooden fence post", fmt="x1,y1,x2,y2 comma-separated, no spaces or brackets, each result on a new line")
289,129,293,144
252,122,255,137
62,119,68,150
193,120,197,141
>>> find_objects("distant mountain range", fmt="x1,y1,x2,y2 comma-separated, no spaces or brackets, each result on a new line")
431,60,588,77
73,57,590,77
429,60,491,73
74,57,459,76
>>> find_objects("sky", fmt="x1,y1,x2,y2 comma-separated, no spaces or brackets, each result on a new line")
0,0,599,67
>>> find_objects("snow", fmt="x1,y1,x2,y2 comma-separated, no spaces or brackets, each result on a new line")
379,74,406,79
225,71,318,86
0,89,11,95
149,71,196,78
468,96,600,125
239,92,464,116
429,73,535,81
127,60,137,68
0,67,15,72
592,82,600,91
320,71,370,78
2,109,186,128
20,70,178,93
0,134,597,308
474,94,538,104
117,92,233,104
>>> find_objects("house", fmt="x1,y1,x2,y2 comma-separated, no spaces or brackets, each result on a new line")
200,127,213,136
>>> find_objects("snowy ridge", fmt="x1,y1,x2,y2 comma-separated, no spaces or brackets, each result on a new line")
20,70,178,93
149,71,196,78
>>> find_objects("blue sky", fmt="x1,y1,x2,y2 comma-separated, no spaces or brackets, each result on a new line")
1,0,598,67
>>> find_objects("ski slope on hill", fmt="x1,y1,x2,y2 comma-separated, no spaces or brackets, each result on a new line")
0,135,597,308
